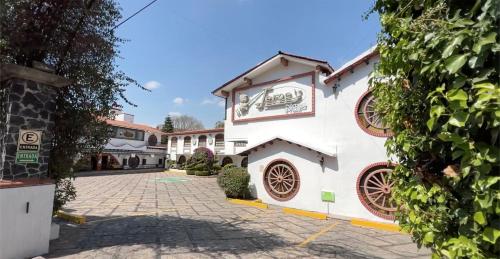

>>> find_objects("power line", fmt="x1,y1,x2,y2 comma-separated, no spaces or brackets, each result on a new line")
112,0,159,30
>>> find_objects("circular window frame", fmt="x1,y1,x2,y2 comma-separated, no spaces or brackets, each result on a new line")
148,134,158,146
356,162,397,220
354,91,393,137
263,159,300,202
128,156,140,169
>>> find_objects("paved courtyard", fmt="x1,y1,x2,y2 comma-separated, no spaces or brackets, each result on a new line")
48,170,431,258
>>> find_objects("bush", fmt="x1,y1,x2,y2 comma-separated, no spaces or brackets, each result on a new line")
186,170,195,175
194,170,210,176
370,1,499,257
212,164,222,175
217,163,236,187
185,148,217,175
217,166,250,199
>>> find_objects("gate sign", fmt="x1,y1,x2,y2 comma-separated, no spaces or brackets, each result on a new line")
16,130,42,163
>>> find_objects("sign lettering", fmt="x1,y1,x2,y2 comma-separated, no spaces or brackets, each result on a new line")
15,130,42,164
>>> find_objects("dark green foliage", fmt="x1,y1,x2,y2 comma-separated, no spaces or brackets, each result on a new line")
186,170,195,175
369,0,499,257
217,163,236,188
53,178,76,212
194,170,210,176
217,165,250,199
162,116,174,133
212,164,222,175
185,148,216,176
0,0,141,212
214,121,224,128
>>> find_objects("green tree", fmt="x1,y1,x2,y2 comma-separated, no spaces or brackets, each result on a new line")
0,0,143,212
214,120,224,128
162,116,174,133
369,0,499,257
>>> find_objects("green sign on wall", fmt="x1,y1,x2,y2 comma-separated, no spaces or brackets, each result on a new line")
16,152,39,163
321,191,335,202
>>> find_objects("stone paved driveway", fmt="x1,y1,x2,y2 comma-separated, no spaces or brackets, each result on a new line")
47,170,431,258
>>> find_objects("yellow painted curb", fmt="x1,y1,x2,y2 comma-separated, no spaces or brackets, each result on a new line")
283,207,327,220
351,218,402,233
227,198,268,209
298,222,339,247
56,211,86,224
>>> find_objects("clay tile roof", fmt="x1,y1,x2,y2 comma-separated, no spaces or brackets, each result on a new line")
105,119,165,135
165,128,224,136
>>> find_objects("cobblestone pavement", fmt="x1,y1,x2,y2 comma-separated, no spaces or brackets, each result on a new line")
47,170,431,258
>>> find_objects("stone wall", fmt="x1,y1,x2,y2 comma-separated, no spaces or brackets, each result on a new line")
0,81,9,176
0,78,58,180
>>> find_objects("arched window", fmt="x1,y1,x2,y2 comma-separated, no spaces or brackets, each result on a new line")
198,135,207,147
215,134,224,152
241,157,248,168
148,134,158,146
177,155,186,165
221,156,233,167
183,136,191,153
170,137,177,151
183,136,191,147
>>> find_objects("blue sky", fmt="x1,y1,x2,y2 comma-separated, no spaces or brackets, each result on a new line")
115,0,380,128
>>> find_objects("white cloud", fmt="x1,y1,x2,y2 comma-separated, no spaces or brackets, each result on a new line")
173,97,185,105
144,80,161,90
201,98,217,105
201,97,225,107
168,112,182,117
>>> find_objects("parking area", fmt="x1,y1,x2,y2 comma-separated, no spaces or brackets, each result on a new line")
48,170,431,258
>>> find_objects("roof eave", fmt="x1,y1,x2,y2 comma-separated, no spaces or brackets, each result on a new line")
212,52,334,97
324,47,379,84
236,137,336,157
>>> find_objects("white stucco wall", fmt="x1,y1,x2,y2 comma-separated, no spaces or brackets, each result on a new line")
167,132,223,161
0,184,55,259
224,62,336,154
223,56,393,223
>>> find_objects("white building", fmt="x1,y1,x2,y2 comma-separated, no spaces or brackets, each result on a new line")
212,48,396,223
84,110,168,171
166,128,247,168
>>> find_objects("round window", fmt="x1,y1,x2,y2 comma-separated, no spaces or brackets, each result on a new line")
128,156,140,169
148,134,158,146
356,162,397,220
263,160,300,201
355,91,393,137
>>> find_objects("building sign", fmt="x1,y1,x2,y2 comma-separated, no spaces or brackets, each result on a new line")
232,72,315,122
15,130,42,163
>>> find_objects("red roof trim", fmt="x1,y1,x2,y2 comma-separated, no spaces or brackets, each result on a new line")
166,128,224,136
278,51,329,64
212,51,333,95
324,49,379,84
106,119,165,135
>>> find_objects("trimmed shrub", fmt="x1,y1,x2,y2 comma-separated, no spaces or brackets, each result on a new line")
186,170,195,175
212,164,222,175
186,147,217,175
217,166,250,199
194,170,210,176
217,163,236,188
193,164,206,171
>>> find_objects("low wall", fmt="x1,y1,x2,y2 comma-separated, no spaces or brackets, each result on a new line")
0,179,55,259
